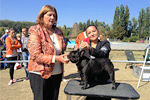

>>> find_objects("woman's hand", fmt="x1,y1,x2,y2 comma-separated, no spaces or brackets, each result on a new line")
80,41,90,49
55,53,69,64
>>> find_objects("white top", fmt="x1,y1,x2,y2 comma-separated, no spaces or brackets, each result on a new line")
21,35,29,50
50,33,62,75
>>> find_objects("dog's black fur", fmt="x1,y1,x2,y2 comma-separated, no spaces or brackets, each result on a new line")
67,49,116,90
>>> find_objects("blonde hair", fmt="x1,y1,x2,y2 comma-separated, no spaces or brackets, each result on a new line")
16,34,21,37
37,5,57,27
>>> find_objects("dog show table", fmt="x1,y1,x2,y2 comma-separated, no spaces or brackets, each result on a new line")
64,80,140,100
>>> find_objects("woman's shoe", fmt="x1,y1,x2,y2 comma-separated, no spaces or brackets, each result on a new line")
8,80,13,85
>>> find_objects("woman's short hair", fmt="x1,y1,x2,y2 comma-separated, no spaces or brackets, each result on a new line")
37,5,58,27
86,25,99,35
86,25,98,30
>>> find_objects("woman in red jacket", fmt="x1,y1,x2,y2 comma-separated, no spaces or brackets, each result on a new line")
5,28,22,85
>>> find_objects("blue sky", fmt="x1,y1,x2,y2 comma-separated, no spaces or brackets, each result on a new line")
0,0,149,27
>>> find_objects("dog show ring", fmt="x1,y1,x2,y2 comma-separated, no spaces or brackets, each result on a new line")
64,80,140,100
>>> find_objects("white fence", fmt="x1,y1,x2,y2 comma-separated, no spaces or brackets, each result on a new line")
0,60,150,63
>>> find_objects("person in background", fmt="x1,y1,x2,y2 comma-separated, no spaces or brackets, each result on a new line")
5,28,22,85
0,29,9,50
74,31,87,49
16,34,22,69
0,29,10,68
16,34,21,43
28,5,69,100
99,33,107,41
80,25,111,100
21,27,29,80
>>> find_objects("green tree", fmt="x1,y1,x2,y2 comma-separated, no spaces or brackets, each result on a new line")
0,20,36,33
111,25,126,39
91,20,94,26
131,17,138,36
138,8,145,38
125,5,130,37
112,6,120,29
86,19,91,27
144,7,150,37
82,22,86,31
119,4,126,31
78,22,83,33
94,19,98,27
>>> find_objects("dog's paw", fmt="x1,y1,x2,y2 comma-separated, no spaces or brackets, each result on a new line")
79,82,84,85
112,86,117,90
81,86,87,90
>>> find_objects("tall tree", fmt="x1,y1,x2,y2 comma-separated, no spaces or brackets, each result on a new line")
144,7,150,37
138,8,145,38
86,19,91,27
125,5,130,37
111,25,126,39
91,20,94,26
112,6,120,29
78,22,83,33
119,4,126,31
82,22,86,31
94,19,98,27
131,17,138,36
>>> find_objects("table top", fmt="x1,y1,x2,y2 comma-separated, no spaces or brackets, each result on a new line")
64,80,140,99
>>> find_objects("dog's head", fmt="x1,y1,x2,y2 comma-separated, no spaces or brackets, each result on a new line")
67,49,80,63
67,48,91,63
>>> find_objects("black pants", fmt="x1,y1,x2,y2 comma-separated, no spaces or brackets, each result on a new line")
7,56,17,80
29,73,62,100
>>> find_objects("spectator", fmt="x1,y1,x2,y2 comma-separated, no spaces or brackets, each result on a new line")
99,33,107,41
28,5,69,100
21,28,29,80
5,28,21,85
0,29,9,50
16,34,22,68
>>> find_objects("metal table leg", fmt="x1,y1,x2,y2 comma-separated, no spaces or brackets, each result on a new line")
66,94,71,100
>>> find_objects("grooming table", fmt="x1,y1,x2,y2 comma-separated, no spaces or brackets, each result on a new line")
64,80,140,100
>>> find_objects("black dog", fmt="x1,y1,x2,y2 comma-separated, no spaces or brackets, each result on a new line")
67,49,116,90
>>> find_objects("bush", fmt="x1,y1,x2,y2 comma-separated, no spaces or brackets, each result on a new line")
122,37,129,42
128,36,139,42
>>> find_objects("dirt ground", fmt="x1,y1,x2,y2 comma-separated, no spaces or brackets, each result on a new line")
0,51,150,100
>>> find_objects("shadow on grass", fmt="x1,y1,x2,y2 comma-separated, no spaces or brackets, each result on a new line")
64,73,80,79
138,81,150,88
16,77,26,82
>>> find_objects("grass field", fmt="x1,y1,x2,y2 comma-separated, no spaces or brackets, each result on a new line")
0,50,150,100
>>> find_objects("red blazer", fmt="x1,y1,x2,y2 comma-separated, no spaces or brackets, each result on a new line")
28,24,66,79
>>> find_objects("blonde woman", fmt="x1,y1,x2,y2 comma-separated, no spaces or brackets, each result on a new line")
28,5,69,100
